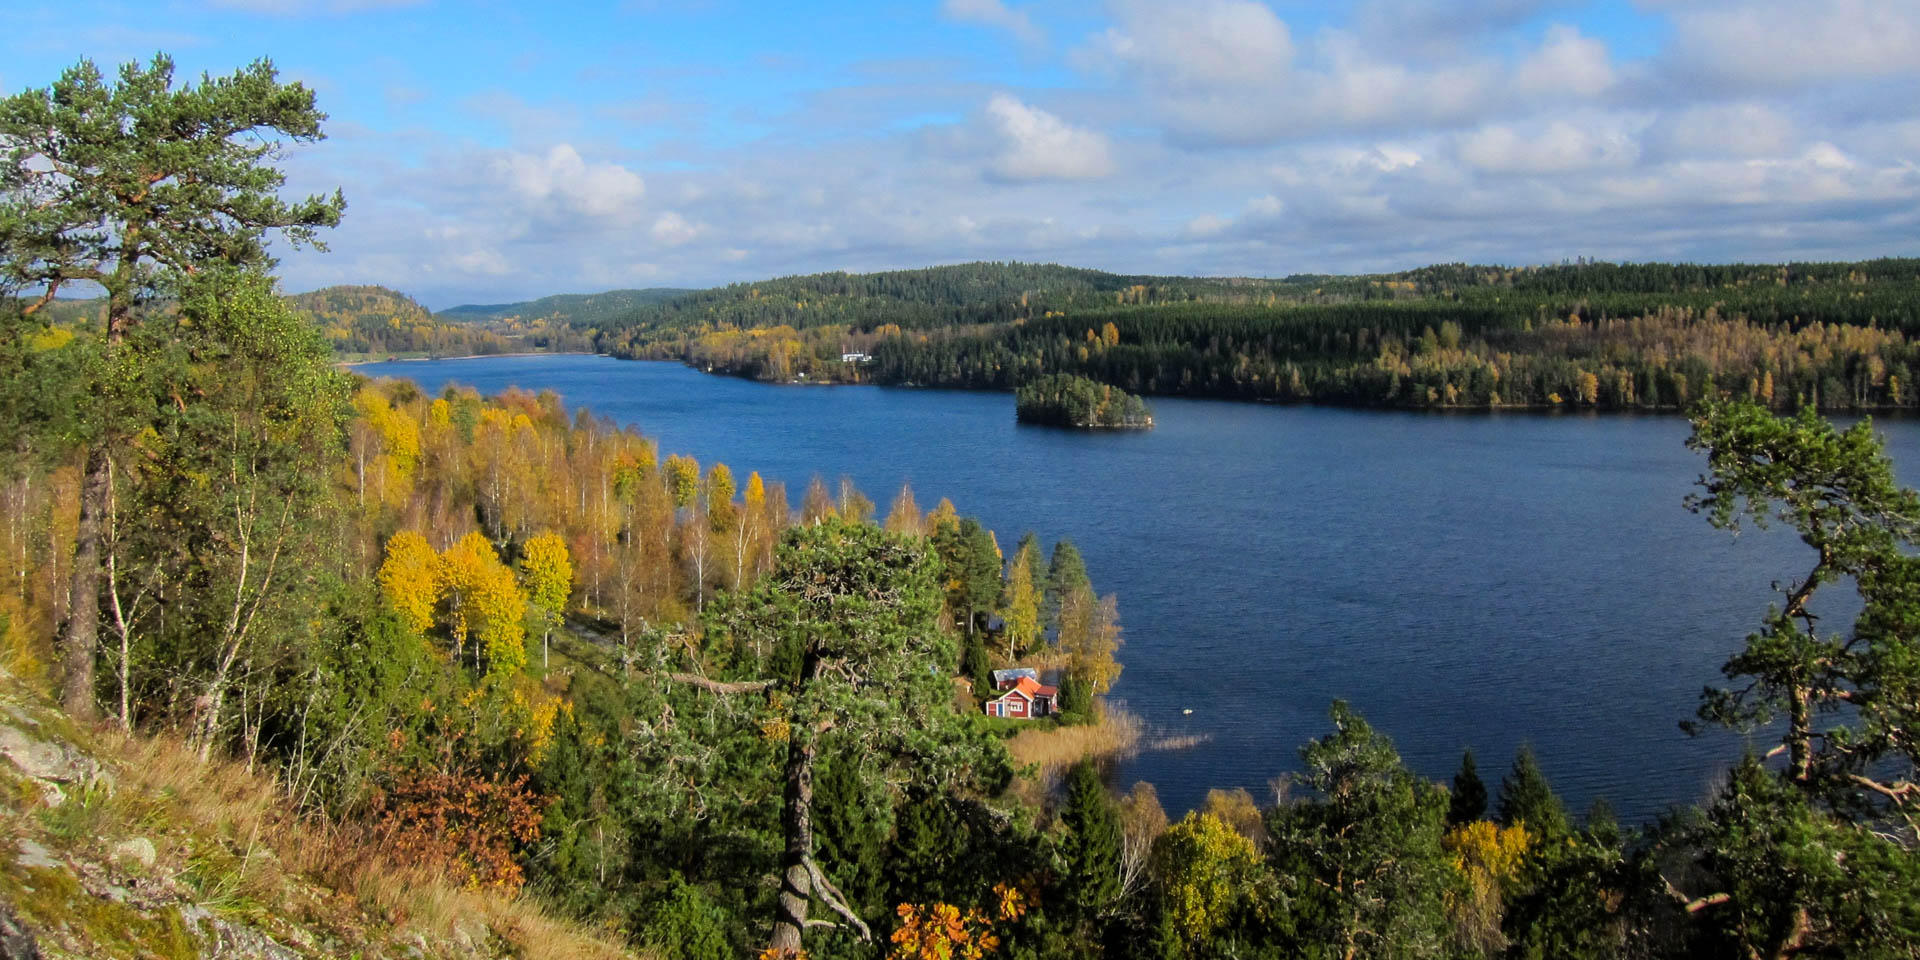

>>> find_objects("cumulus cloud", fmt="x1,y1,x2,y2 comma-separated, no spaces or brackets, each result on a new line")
1652,102,1796,159
1185,194,1285,239
984,94,1115,181
650,211,706,246
942,0,1044,47
1458,120,1639,174
1085,0,1294,90
1664,0,1920,89
493,144,646,219
1080,0,1522,144
1515,25,1614,97
250,0,1920,306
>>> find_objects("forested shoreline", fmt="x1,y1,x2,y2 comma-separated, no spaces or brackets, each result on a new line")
4,53,1919,960
588,259,1920,414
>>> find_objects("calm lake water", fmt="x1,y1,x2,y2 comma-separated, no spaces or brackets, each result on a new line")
354,354,1920,824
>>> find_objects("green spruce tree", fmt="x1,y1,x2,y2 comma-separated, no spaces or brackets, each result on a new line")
1449,748,1489,826
1498,745,1569,839
1045,539,1089,631
1062,759,1123,921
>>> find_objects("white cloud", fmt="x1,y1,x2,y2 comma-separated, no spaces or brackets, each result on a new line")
984,94,1115,181
1654,102,1796,158
1459,120,1639,174
1086,0,1294,90
250,0,1920,306
1516,25,1614,97
1339,145,1424,173
1667,0,1920,88
1185,213,1231,238
1080,2,1516,144
650,211,706,246
942,0,1044,47
1183,194,1285,240
493,144,646,218
450,248,511,276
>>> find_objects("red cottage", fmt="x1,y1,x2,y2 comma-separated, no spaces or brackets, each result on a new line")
984,675,1057,719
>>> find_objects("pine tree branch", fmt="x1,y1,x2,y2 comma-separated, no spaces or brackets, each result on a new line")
803,855,871,941
667,671,775,695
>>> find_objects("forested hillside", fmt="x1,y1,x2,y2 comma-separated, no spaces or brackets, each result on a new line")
438,287,692,327
591,258,1920,411
293,284,596,358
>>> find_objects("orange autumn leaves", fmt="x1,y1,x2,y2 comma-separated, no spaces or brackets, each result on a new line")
754,882,1032,960
886,884,1029,960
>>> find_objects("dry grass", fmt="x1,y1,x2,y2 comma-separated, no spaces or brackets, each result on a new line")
1001,703,1216,809
103,731,637,960
1005,703,1143,808
1144,732,1210,753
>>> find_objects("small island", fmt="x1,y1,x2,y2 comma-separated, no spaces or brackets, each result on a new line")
1015,373,1154,429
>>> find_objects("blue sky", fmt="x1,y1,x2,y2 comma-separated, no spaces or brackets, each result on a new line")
4,0,1917,307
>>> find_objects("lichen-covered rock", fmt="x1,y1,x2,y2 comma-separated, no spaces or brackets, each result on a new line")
0,716,109,808
0,899,45,960
13,839,58,871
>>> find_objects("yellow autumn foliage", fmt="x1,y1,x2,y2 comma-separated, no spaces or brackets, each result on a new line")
1442,820,1532,956
1152,812,1260,948
1443,820,1531,882
924,497,959,535
517,531,573,614
439,531,527,677
378,530,440,636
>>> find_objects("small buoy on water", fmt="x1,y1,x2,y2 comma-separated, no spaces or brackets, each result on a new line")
1181,708,1194,715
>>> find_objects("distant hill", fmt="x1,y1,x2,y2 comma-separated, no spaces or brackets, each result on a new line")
289,283,435,330
438,288,693,328
287,284,597,358
289,284,521,358
593,262,1299,342
27,296,105,327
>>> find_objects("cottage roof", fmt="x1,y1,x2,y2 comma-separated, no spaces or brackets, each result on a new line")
1009,676,1056,698
992,667,1038,685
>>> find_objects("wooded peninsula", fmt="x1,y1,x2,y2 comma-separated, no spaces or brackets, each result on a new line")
2,53,1918,960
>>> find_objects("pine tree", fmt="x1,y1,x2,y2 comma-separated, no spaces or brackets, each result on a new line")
1063,759,1123,921
1497,745,1568,839
1057,668,1091,720
934,516,1001,636
1267,702,1452,959
1,54,345,718
964,630,993,697
1045,539,1089,631
1449,749,1488,826
641,875,735,960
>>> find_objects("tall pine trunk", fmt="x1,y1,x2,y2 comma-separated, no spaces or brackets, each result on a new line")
59,443,109,719
768,736,818,953
768,645,825,952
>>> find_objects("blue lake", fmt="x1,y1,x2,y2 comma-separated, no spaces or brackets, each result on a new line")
353,354,1920,825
